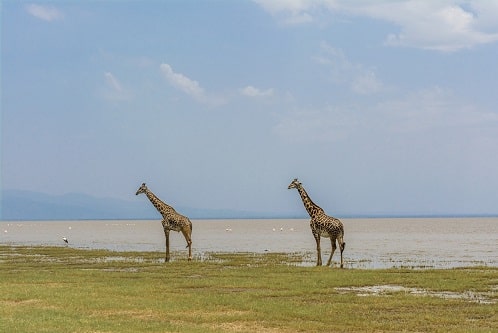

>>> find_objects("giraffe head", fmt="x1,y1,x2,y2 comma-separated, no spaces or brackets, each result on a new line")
288,178,301,190
136,183,148,195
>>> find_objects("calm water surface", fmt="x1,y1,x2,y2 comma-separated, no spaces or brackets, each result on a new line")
1,218,497,269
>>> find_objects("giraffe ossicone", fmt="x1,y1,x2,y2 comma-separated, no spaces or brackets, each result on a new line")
136,183,193,262
288,178,346,267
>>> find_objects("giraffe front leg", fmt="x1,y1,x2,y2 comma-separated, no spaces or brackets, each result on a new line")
164,229,170,263
314,234,322,266
187,239,192,261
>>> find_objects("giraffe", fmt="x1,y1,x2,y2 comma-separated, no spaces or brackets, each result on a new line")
288,178,345,268
136,183,193,262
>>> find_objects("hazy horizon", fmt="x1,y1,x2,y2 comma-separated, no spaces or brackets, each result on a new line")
2,188,497,221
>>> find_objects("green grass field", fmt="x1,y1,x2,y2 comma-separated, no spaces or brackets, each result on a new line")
1,245,496,332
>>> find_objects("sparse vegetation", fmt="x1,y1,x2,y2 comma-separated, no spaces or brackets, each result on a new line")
1,245,496,332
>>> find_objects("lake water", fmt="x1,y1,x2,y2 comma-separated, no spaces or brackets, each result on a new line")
1,218,497,269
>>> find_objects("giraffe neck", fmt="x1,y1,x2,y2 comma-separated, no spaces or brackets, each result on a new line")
296,186,324,218
144,189,174,217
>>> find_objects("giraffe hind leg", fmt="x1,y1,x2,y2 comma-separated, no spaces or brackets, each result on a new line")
339,236,346,268
181,228,193,261
326,238,337,267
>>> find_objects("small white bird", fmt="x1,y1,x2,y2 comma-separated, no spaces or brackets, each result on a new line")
62,237,68,244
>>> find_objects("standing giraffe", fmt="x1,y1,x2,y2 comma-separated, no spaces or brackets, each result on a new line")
136,183,192,262
288,178,345,267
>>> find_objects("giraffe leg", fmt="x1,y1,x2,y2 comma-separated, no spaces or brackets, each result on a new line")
339,237,346,269
326,238,337,267
314,234,322,266
181,228,192,261
164,229,170,263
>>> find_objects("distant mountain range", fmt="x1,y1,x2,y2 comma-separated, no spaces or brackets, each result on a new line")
0,190,293,221
4,190,489,221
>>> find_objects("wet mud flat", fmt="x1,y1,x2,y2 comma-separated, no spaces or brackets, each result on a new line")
1,217,497,269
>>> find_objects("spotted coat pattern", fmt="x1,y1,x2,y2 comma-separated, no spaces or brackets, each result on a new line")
136,183,192,262
288,178,346,267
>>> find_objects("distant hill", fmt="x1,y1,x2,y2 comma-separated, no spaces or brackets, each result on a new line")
2,190,488,220
0,190,291,220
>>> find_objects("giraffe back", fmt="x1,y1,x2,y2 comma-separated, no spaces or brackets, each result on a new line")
162,210,192,232
311,211,344,239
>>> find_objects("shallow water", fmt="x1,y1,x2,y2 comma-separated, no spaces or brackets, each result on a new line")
1,218,497,269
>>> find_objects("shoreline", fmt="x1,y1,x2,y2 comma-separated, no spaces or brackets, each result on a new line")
2,218,497,269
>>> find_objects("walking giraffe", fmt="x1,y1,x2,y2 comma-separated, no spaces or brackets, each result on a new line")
136,183,192,262
288,178,345,267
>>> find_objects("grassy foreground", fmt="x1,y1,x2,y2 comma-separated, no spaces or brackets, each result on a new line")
0,246,496,332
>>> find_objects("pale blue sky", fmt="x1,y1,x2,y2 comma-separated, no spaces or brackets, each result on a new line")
2,1,498,216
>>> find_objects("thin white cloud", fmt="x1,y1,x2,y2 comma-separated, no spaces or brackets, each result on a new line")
160,63,205,100
159,63,225,106
373,87,498,133
103,72,131,101
253,0,315,25
274,106,352,143
104,72,122,92
240,85,274,97
368,2,498,52
351,71,383,95
275,86,498,143
315,42,385,95
255,0,498,51
25,4,64,21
